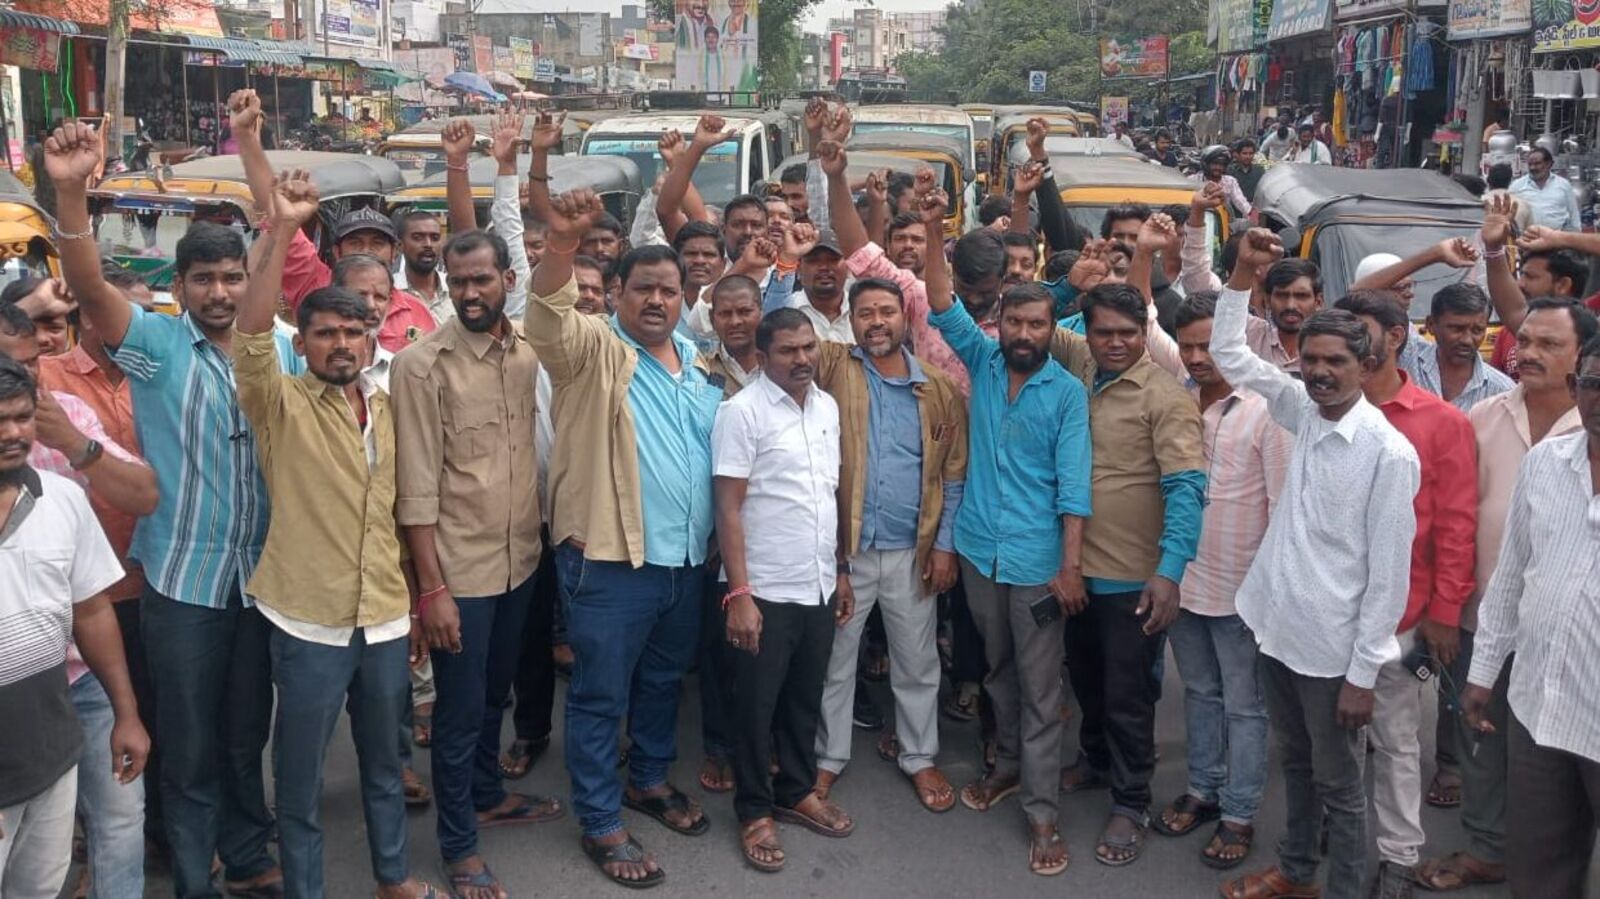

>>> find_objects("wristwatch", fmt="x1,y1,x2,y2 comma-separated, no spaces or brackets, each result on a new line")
837,560,852,576
70,439,104,471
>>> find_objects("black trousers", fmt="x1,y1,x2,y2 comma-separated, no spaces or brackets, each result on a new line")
699,581,738,761
1062,589,1163,816
1507,713,1600,898
730,597,834,822
510,537,558,743
113,597,162,837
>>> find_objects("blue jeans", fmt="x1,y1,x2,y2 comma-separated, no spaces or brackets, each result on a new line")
558,544,703,838
429,577,532,863
141,584,276,899
70,673,145,899
270,627,410,897
1168,611,1269,825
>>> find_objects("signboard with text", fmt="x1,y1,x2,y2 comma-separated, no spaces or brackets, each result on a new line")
1447,0,1531,40
1216,0,1272,53
1334,0,1407,19
324,0,381,47
1267,0,1332,42
0,26,60,72
1534,0,1600,51
511,37,535,79
1100,35,1168,79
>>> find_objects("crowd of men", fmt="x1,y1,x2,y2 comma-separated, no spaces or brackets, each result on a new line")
1,89,1598,899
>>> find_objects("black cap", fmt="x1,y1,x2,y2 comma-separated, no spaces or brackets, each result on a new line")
807,228,843,256
333,207,397,243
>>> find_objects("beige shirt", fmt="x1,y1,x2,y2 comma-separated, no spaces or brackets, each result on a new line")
232,328,409,632
392,316,543,597
1464,385,1582,631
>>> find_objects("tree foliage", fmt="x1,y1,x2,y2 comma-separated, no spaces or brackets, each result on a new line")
896,0,1210,104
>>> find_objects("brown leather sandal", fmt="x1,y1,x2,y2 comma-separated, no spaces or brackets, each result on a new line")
740,818,785,873
1218,866,1322,899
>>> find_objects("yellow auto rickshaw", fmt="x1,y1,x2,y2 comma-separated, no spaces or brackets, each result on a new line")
0,169,59,289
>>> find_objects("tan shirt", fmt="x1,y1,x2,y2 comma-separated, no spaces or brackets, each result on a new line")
526,276,712,566
232,328,408,628
816,344,968,589
392,316,543,597
1464,385,1582,631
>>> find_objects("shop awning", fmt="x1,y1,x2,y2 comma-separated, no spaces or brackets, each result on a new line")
0,11,79,34
183,36,301,64
353,58,398,72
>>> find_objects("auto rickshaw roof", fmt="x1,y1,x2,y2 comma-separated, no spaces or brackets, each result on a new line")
1050,156,1194,190
845,131,968,161
1253,164,1482,226
405,154,643,195
98,151,406,198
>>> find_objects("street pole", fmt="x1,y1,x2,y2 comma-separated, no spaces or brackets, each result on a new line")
104,0,129,164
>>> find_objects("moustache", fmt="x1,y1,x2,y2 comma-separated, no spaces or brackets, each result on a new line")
0,439,29,455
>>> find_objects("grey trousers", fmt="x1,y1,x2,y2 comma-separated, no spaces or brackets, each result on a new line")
1454,640,1511,866
816,548,941,776
1507,712,1600,898
960,559,1064,826
1368,629,1425,868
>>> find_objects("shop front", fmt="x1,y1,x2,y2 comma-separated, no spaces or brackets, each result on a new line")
1443,0,1531,173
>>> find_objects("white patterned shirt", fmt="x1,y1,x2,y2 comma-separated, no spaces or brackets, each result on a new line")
1211,287,1421,688
1469,432,1600,763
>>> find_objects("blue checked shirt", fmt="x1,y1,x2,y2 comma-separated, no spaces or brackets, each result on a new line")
111,308,304,608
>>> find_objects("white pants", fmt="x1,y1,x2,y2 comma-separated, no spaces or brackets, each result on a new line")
815,548,941,776
0,765,79,899
1369,629,1426,867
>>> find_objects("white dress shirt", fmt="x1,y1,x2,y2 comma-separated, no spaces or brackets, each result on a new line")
1510,172,1584,232
1469,431,1600,763
712,373,841,605
1210,287,1421,687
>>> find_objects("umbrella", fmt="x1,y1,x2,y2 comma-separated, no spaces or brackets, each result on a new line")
487,71,522,90
443,72,506,102
512,91,549,101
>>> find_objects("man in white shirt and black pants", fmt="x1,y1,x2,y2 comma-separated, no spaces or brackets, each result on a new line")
1209,231,1420,899
715,307,854,874
1463,335,1600,897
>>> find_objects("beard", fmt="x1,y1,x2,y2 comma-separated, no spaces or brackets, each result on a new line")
1001,339,1047,373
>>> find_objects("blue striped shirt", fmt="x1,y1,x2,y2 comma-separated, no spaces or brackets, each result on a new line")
111,309,304,608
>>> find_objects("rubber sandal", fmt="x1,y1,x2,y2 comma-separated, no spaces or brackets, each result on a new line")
411,713,432,749
1094,813,1148,867
376,882,444,899
909,768,956,813
876,732,900,763
774,794,855,838
498,736,549,780
1218,866,1322,899
958,777,1019,812
622,786,710,836
581,836,664,890
438,862,499,899
940,688,978,722
1059,759,1110,794
1030,829,1070,877
1152,793,1221,837
1201,822,1255,871
698,757,733,794
1425,770,1462,809
402,769,432,808
1413,852,1506,891
478,793,565,828
740,818,785,874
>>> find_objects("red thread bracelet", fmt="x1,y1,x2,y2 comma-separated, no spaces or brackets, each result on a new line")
722,586,752,611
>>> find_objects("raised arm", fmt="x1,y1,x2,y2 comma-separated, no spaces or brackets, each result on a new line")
1022,117,1082,251
1181,185,1225,294
1348,236,1478,292
1008,160,1043,237
819,141,868,257
653,130,692,239
525,111,565,238
921,188,953,315
1124,222,1185,379
238,170,318,336
863,169,891,247
229,89,276,226
1482,195,1526,333
442,118,479,236
1212,229,1305,427
44,121,131,345
34,392,157,516
658,115,735,241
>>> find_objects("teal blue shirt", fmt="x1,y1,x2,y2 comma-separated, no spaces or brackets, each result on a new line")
111,309,305,608
610,318,722,568
928,302,1092,585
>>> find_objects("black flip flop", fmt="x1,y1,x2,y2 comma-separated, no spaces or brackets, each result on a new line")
478,793,565,828
439,862,500,899
1094,812,1149,868
1151,793,1221,836
582,835,665,889
1200,821,1255,871
623,786,710,836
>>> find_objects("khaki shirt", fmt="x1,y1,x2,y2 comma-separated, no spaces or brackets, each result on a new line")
392,316,542,597
699,348,756,399
816,344,967,590
1051,332,1205,582
232,328,408,627
527,276,709,566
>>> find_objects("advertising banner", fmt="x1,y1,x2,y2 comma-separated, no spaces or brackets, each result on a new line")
1534,0,1600,51
1100,35,1168,79
0,26,60,72
325,0,381,47
493,45,516,76
1101,97,1130,131
1267,0,1332,42
511,36,535,78
1447,0,1530,40
448,32,471,72
1334,0,1407,20
579,13,604,57
472,35,494,74
1216,0,1272,53
393,46,454,103
674,0,759,91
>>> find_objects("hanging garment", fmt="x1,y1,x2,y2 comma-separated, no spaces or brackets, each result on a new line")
1331,86,1348,147
1407,21,1436,97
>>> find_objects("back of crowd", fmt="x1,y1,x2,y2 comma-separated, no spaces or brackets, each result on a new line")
1,91,1598,899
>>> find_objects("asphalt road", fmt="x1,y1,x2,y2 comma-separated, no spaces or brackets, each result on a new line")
109,654,1567,899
